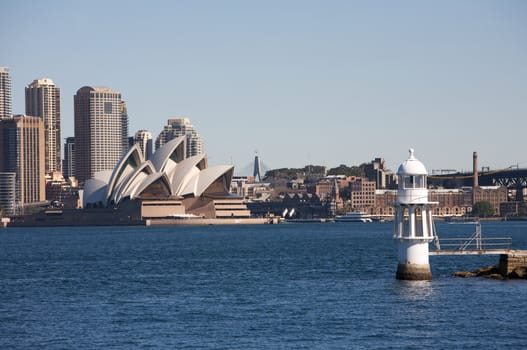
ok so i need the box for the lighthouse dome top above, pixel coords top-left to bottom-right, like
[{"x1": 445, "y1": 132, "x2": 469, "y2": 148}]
[{"x1": 397, "y1": 149, "x2": 428, "y2": 175}]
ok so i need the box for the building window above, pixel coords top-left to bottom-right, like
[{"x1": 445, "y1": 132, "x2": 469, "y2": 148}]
[
  {"x1": 104, "y1": 102, "x2": 112, "y2": 114},
  {"x1": 402, "y1": 175, "x2": 425, "y2": 189},
  {"x1": 403, "y1": 176, "x2": 415, "y2": 189}
]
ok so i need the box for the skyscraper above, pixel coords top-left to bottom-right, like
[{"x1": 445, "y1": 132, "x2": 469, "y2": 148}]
[
  {"x1": 0, "y1": 67, "x2": 12, "y2": 119},
  {"x1": 25, "y1": 78, "x2": 61, "y2": 173},
  {"x1": 134, "y1": 129, "x2": 153, "y2": 160},
  {"x1": 0, "y1": 115, "x2": 46, "y2": 206},
  {"x1": 155, "y1": 118, "x2": 203, "y2": 158},
  {"x1": 0, "y1": 172, "x2": 16, "y2": 216},
  {"x1": 63, "y1": 137, "x2": 75, "y2": 180},
  {"x1": 74, "y1": 86, "x2": 127, "y2": 184},
  {"x1": 121, "y1": 101, "x2": 129, "y2": 152}
]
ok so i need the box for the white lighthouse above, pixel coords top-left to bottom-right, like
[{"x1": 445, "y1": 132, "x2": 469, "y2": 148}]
[{"x1": 393, "y1": 149, "x2": 436, "y2": 280}]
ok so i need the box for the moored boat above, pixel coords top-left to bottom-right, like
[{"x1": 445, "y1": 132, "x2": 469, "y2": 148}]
[{"x1": 334, "y1": 211, "x2": 373, "y2": 222}]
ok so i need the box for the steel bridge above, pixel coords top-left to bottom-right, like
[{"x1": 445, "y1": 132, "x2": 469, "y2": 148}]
[{"x1": 428, "y1": 167, "x2": 527, "y2": 201}]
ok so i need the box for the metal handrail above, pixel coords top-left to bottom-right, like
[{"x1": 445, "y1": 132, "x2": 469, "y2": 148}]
[
  {"x1": 432, "y1": 220, "x2": 512, "y2": 252},
  {"x1": 432, "y1": 237, "x2": 512, "y2": 251}
]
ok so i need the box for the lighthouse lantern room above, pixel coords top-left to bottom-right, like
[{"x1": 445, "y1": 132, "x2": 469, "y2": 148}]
[{"x1": 393, "y1": 149, "x2": 437, "y2": 280}]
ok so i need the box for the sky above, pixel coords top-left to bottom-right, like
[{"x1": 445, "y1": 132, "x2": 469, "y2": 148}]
[{"x1": 2, "y1": 0, "x2": 526, "y2": 174}]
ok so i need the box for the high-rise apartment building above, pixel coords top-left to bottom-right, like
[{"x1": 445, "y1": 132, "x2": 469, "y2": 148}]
[
  {"x1": 25, "y1": 78, "x2": 61, "y2": 173},
  {"x1": 74, "y1": 86, "x2": 127, "y2": 184},
  {"x1": 134, "y1": 129, "x2": 153, "y2": 160},
  {"x1": 63, "y1": 137, "x2": 75, "y2": 179},
  {"x1": 155, "y1": 118, "x2": 203, "y2": 158},
  {"x1": 121, "y1": 101, "x2": 129, "y2": 152},
  {"x1": 0, "y1": 115, "x2": 46, "y2": 206},
  {"x1": 0, "y1": 67, "x2": 12, "y2": 119},
  {"x1": 0, "y1": 172, "x2": 16, "y2": 216}
]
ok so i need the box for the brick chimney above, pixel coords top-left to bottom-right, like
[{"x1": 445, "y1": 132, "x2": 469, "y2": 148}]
[
  {"x1": 472, "y1": 151, "x2": 478, "y2": 206},
  {"x1": 473, "y1": 151, "x2": 478, "y2": 188}
]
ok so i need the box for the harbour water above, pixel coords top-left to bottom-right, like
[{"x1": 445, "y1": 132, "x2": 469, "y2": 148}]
[{"x1": 1, "y1": 222, "x2": 526, "y2": 349}]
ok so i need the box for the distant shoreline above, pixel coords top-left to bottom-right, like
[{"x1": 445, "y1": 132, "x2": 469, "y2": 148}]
[{"x1": 3, "y1": 212, "x2": 527, "y2": 228}]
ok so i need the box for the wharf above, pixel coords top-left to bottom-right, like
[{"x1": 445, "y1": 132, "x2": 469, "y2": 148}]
[
  {"x1": 429, "y1": 249, "x2": 512, "y2": 256},
  {"x1": 146, "y1": 217, "x2": 271, "y2": 226},
  {"x1": 430, "y1": 248, "x2": 527, "y2": 278},
  {"x1": 428, "y1": 220, "x2": 527, "y2": 278}
]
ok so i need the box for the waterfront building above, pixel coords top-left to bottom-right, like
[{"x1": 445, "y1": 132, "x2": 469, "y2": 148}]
[
  {"x1": 74, "y1": 86, "x2": 127, "y2": 184},
  {"x1": 45, "y1": 172, "x2": 79, "y2": 209},
  {"x1": 473, "y1": 186, "x2": 507, "y2": 216},
  {"x1": 364, "y1": 157, "x2": 397, "y2": 189},
  {"x1": 230, "y1": 176, "x2": 272, "y2": 202},
  {"x1": 245, "y1": 192, "x2": 328, "y2": 220},
  {"x1": 0, "y1": 115, "x2": 46, "y2": 207},
  {"x1": 0, "y1": 172, "x2": 16, "y2": 216},
  {"x1": 25, "y1": 78, "x2": 61, "y2": 173},
  {"x1": 134, "y1": 129, "x2": 153, "y2": 160},
  {"x1": 155, "y1": 118, "x2": 203, "y2": 158},
  {"x1": 500, "y1": 201, "x2": 527, "y2": 218},
  {"x1": 374, "y1": 187, "x2": 507, "y2": 219},
  {"x1": 373, "y1": 189, "x2": 396, "y2": 217},
  {"x1": 281, "y1": 192, "x2": 326, "y2": 218},
  {"x1": 315, "y1": 179, "x2": 338, "y2": 203},
  {"x1": 0, "y1": 67, "x2": 12, "y2": 119},
  {"x1": 349, "y1": 177, "x2": 376, "y2": 211},
  {"x1": 429, "y1": 188, "x2": 472, "y2": 217},
  {"x1": 63, "y1": 137, "x2": 75, "y2": 180},
  {"x1": 313, "y1": 178, "x2": 339, "y2": 215},
  {"x1": 82, "y1": 136, "x2": 250, "y2": 219}
]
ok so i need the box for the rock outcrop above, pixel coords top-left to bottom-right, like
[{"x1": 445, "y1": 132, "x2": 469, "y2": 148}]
[{"x1": 453, "y1": 264, "x2": 527, "y2": 280}]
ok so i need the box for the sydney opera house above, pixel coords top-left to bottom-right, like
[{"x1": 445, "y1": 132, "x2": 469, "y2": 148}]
[{"x1": 80, "y1": 136, "x2": 254, "y2": 223}]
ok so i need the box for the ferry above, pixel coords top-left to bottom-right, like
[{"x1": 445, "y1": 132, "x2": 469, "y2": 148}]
[
  {"x1": 334, "y1": 211, "x2": 373, "y2": 223},
  {"x1": 169, "y1": 214, "x2": 203, "y2": 219}
]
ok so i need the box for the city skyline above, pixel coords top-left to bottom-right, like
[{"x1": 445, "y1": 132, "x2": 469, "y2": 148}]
[{"x1": 2, "y1": 0, "x2": 526, "y2": 173}]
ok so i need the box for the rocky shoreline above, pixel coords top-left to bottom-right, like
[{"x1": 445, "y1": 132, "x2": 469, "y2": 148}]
[{"x1": 453, "y1": 265, "x2": 527, "y2": 280}]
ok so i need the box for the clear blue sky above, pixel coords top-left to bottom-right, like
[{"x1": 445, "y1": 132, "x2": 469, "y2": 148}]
[{"x1": 2, "y1": 0, "x2": 526, "y2": 174}]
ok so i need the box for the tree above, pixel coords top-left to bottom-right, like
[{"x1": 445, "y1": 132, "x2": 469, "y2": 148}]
[
  {"x1": 327, "y1": 163, "x2": 366, "y2": 177},
  {"x1": 472, "y1": 201, "x2": 494, "y2": 217},
  {"x1": 339, "y1": 187, "x2": 351, "y2": 201}
]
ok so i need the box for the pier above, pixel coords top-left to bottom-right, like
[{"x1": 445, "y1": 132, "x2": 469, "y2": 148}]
[
  {"x1": 429, "y1": 221, "x2": 527, "y2": 278},
  {"x1": 429, "y1": 248, "x2": 512, "y2": 256},
  {"x1": 429, "y1": 221, "x2": 512, "y2": 255}
]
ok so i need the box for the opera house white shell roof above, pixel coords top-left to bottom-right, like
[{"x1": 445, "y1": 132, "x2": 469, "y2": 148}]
[{"x1": 82, "y1": 136, "x2": 234, "y2": 208}]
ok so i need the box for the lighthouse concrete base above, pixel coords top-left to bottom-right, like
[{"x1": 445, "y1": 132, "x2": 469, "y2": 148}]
[{"x1": 396, "y1": 263, "x2": 432, "y2": 281}]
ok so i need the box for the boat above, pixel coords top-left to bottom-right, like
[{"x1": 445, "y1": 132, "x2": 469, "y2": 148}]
[
  {"x1": 169, "y1": 214, "x2": 203, "y2": 220},
  {"x1": 284, "y1": 218, "x2": 327, "y2": 223},
  {"x1": 334, "y1": 211, "x2": 373, "y2": 223}
]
